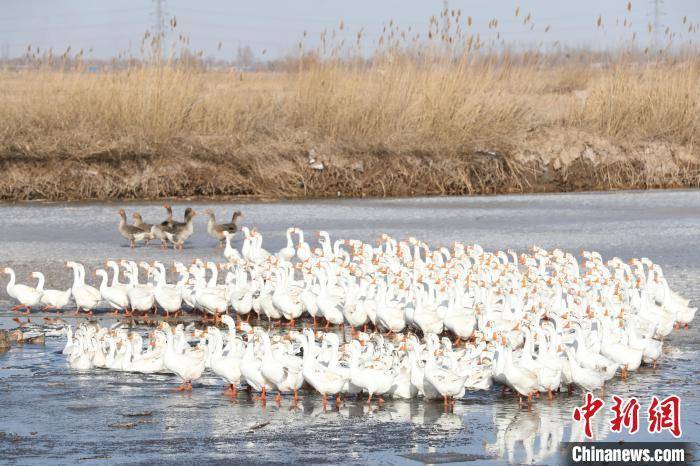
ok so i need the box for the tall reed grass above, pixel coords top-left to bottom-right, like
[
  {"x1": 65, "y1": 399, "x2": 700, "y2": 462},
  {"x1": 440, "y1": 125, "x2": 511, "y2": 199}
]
[
  {"x1": 4, "y1": 56, "x2": 697, "y2": 160},
  {"x1": 1, "y1": 7, "x2": 699, "y2": 199}
]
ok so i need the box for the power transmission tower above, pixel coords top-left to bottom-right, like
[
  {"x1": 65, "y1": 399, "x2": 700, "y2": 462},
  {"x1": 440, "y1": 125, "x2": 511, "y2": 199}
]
[
  {"x1": 153, "y1": 0, "x2": 167, "y2": 36},
  {"x1": 152, "y1": 0, "x2": 166, "y2": 57},
  {"x1": 649, "y1": 0, "x2": 665, "y2": 51}
]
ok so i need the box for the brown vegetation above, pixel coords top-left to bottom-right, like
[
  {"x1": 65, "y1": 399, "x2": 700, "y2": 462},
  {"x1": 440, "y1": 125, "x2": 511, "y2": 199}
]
[{"x1": 1, "y1": 12, "x2": 699, "y2": 200}]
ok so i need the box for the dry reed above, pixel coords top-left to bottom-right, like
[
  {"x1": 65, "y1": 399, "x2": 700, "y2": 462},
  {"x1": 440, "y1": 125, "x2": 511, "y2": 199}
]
[{"x1": 1, "y1": 9, "x2": 699, "y2": 200}]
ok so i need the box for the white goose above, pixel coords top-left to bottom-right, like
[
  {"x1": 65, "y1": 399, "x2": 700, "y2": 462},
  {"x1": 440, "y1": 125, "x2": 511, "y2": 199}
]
[
  {"x1": 295, "y1": 228, "x2": 312, "y2": 262},
  {"x1": 124, "y1": 266, "x2": 155, "y2": 314},
  {"x1": 260, "y1": 330, "x2": 304, "y2": 403},
  {"x1": 68, "y1": 338, "x2": 94, "y2": 371},
  {"x1": 443, "y1": 293, "x2": 476, "y2": 342},
  {"x1": 500, "y1": 343, "x2": 539, "y2": 407},
  {"x1": 128, "y1": 333, "x2": 167, "y2": 374},
  {"x1": 3, "y1": 267, "x2": 43, "y2": 312},
  {"x1": 572, "y1": 325, "x2": 618, "y2": 381},
  {"x1": 348, "y1": 341, "x2": 396, "y2": 404},
  {"x1": 424, "y1": 338, "x2": 469, "y2": 408},
  {"x1": 32, "y1": 271, "x2": 72, "y2": 310},
  {"x1": 406, "y1": 337, "x2": 442, "y2": 399},
  {"x1": 208, "y1": 327, "x2": 243, "y2": 394},
  {"x1": 375, "y1": 283, "x2": 406, "y2": 333},
  {"x1": 194, "y1": 273, "x2": 229, "y2": 318},
  {"x1": 406, "y1": 289, "x2": 446, "y2": 335},
  {"x1": 152, "y1": 264, "x2": 182, "y2": 316},
  {"x1": 162, "y1": 324, "x2": 206, "y2": 390},
  {"x1": 240, "y1": 332, "x2": 276, "y2": 398},
  {"x1": 627, "y1": 323, "x2": 663, "y2": 368},
  {"x1": 66, "y1": 262, "x2": 101, "y2": 313},
  {"x1": 105, "y1": 260, "x2": 129, "y2": 295},
  {"x1": 248, "y1": 231, "x2": 271, "y2": 265},
  {"x1": 95, "y1": 269, "x2": 129, "y2": 313},
  {"x1": 342, "y1": 280, "x2": 369, "y2": 334},
  {"x1": 564, "y1": 346, "x2": 605, "y2": 394},
  {"x1": 599, "y1": 318, "x2": 642, "y2": 379},
  {"x1": 272, "y1": 263, "x2": 304, "y2": 325},
  {"x1": 297, "y1": 329, "x2": 348, "y2": 408},
  {"x1": 300, "y1": 273, "x2": 321, "y2": 326},
  {"x1": 315, "y1": 268, "x2": 345, "y2": 328},
  {"x1": 229, "y1": 267, "x2": 254, "y2": 321},
  {"x1": 62, "y1": 325, "x2": 75, "y2": 355},
  {"x1": 223, "y1": 231, "x2": 243, "y2": 263},
  {"x1": 277, "y1": 227, "x2": 296, "y2": 262}
]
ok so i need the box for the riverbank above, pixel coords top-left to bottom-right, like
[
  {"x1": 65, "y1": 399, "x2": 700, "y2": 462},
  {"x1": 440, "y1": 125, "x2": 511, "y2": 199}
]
[
  {"x1": 3, "y1": 51, "x2": 699, "y2": 201},
  {"x1": 2, "y1": 128, "x2": 698, "y2": 200}
]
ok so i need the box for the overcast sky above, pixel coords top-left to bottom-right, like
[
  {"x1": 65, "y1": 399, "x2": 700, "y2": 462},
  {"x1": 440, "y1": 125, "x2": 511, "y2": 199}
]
[{"x1": 1, "y1": 0, "x2": 699, "y2": 59}]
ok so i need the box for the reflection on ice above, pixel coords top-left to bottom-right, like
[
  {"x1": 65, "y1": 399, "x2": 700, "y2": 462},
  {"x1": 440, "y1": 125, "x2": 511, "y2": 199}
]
[
  {"x1": 484, "y1": 395, "x2": 618, "y2": 464},
  {"x1": 286, "y1": 397, "x2": 465, "y2": 430}
]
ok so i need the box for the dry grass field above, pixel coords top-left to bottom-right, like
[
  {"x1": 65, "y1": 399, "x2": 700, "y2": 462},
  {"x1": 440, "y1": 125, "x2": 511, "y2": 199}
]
[{"x1": 1, "y1": 11, "x2": 699, "y2": 200}]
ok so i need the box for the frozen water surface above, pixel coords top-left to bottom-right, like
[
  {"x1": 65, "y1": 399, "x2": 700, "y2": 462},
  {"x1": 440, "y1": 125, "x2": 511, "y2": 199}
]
[{"x1": 0, "y1": 190, "x2": 698, "y2": 464}]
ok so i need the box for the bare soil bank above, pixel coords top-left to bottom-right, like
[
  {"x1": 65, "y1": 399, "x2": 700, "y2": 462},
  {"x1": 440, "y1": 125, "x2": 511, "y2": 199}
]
[{"x1": 2, "y1": 129, "x2": 698, "y2": 201}]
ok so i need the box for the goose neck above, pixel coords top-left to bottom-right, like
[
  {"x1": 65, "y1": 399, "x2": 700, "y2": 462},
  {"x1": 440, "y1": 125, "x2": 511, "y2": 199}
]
[
  {"x1": 34, "y1": 272, "x2": 45, "y2": 292},
  {"x1": 97, "y1": 271, "x2": 109, "y2": 291},
  {"x1": 5, "y1": 268, "x2": 15, "y2": 290}
]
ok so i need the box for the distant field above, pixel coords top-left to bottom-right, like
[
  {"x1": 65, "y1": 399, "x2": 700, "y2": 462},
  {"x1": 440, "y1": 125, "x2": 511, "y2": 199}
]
[{"x1": 1, "y1": 17, "x2": 699, "y2": 200}]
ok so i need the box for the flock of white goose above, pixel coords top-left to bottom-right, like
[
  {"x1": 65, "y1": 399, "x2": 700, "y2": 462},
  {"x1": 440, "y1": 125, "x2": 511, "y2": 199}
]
[{"x1": 3, "y1": 226, "x2": 697, "y2": 408}]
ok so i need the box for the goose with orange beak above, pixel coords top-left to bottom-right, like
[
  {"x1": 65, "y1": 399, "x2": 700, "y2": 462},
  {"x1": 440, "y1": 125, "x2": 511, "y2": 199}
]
[{"x1": 3, "y1": 267, "x2": 43, "y2": 313}]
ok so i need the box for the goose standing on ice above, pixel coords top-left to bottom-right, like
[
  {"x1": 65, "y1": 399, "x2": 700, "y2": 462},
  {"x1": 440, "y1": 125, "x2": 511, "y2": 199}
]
[
  {"x1": 66, "y1": 261, "x2": 101, "y2": 314},
  {"x1": 205, "y1": 209, "x2": 242, "y2": 248},
  {"x1": 132, "y1": 212, "x2": 154, "y2": 242},
  {"x1": 150, "y1": 204, "x2": 175, "y2": 249},
  {"x1": 94, "y1": 269, "x2": 129, "y2": 314},
  {"x1": 164, "y1": 208, "x2": 197, "y2": 250},
  {"x1": 3, "y1": 267, "x2": 43, "y2": 313},
  {"x1": 117, "y1": 209, "x2": 150, "y2": 248},
  {"x1": 33, "y1": 271, "x2": 72, "y2": 311},
  {"x1": 162, "y1": 324, "x2": 206, "y2": 390}
]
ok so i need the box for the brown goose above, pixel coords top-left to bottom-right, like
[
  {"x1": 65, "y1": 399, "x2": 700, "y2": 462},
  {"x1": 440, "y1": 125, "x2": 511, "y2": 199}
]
[
  {"x1": 205, "y1": 209, "x2": 242, "y2": 248},
  {"x1": 150, "y1": 204, "x2": 174, "y2": 249},
  {"x1": 131, "y1": 213, "x2": 154, "y2": 243},
  {"x1": 161, "y1": 204, "x2": 175, "y2": 228},
  {"x1": 164, "y1": 207, "x2": 196, "y2": 250},
  {"x1": 118, "y1": 209, "x2": 150, "y2": 248}
]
